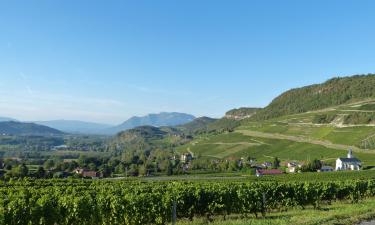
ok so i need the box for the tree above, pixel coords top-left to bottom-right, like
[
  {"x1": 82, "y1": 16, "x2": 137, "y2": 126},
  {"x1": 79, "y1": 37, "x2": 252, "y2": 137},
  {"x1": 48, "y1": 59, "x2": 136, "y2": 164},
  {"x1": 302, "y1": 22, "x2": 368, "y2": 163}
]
[
  {"x1": 44, "y1": 159, "x2": 55, "y2": 170},
  {"x1": 228, "y1": 160, "x2": 239, "y2": 171},
  {"x1": 166, "y1": 161, "x2": 173, "y2": 176},
  {"x1": 12, "y1": 164, "x2": 29, "y2": 178},
  {"x1": 36, "y1": 166, "x2": 46, "y2": 178},
  {"x1": 88, "y1": 163, "x2": 97, "y2": 171},
  {"x1": 311, "y1": 159, "x2": 322, "y2": 171},
  {"x1": 99, "y1": 165, "x2": 112, "y2": 178},
  {"x1": 273, "y1": 157, "x2": 281, "y2": 169},
  {"x1": 138, "y1": 164, "x2": 147, "y2": 176},
  {"x1": 301, "y1": 159, "x2": 322, "y2": 172},
  {"x1": 130, "y1": 164, "x2": 140, "y2": 176}
]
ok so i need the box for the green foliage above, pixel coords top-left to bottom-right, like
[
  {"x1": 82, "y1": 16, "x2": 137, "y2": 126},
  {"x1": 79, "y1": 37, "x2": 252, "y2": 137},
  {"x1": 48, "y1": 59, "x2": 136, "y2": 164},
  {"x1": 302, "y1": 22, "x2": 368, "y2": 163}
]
[
  {"x1": 207, "y1": 118, "x2": 241, "y2": 133},
  {"x1": 273, "y1": 157, "x2": 280, "y2": 169},
  {"x1": 301, "y1": 159, "x2": 322, "y2": 172},
  {"x1": 177, "y1": 117, "x2": 217, "y2": 135},
  {"x1": 359, "y1": 103, "x2": 375, "y2": 110},
  {"x1": 344, "y1": 112, "x2": 375, "y2": 124},
  {"x1": 312, "y1": 114, "x2": 336, "y2": 124},
  {"x1": 253, "y1": 74, "x2": 375, "y2": 120},
  {"x1": 2, "y1": 178, "x2": 375, "y2": 224}
]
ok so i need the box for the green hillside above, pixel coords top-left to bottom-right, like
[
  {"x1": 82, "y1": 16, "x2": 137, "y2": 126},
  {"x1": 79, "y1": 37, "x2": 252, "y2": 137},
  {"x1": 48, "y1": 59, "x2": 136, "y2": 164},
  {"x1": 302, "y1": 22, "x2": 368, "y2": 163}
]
[
  {"x1": 177, "y1": 100, "x2": 375, "y2": 165},
  {"x1": 176, "y1": 130, "x2": 375, "y2": 165},
  {"x1": 176, "y1": 117, "x2": 217, "y2": 134},
  {"x1": 176, "y1": 75, "x2": 375, "y2": 166},
  {"x1": 253, "y1": 74, "x2": 375, "y2": 120}
]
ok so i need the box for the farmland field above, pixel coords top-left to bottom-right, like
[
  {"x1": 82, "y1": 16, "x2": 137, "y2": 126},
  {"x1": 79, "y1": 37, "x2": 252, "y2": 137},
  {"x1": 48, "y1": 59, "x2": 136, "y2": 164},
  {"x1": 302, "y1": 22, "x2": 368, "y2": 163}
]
[
  {"x1": 3, "y1": 172, "x2": 375, "y2": 225},
  {"x1": 176, "y1": 131, "x2": 375, "y2": 165}
]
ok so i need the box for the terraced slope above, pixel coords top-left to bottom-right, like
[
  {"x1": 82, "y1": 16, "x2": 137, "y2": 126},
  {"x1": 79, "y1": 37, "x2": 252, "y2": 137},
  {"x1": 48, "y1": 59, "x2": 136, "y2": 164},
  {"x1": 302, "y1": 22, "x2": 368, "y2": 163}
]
[{"x1": 177, "y1": 100, "x2": 375, "y2": 165}]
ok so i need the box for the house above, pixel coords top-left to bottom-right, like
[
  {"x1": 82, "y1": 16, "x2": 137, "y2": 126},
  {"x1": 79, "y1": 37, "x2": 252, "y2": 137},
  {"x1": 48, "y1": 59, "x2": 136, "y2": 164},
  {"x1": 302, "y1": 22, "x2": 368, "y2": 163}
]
[
  {"x1": 261, "y1": 162, "x2": 272, "y2": 168},
  {"x1": 52, "y1": 145, "x2": 68, "y2": 150},
  {"x1": 335, "y1": 149, "x2": 362, "y2": 171},
  {"x1": 181, "y1": 153, "x2": 193, "y2": 162},
  {"x1": 256, "y1": 169, "x2": 283, "y2": 177},
  {"x1": 287, "y1": 162, "x2": 302, "y2": 173},
  {"x1": 319, "y1": 166, "x2": 334, "y2": 172},
  {"x1": 74, "y1": 168, "x2": 101, "y2": 179},
  {"x1": 82, "y1": 171, "x2": 101, "y2": 179}
]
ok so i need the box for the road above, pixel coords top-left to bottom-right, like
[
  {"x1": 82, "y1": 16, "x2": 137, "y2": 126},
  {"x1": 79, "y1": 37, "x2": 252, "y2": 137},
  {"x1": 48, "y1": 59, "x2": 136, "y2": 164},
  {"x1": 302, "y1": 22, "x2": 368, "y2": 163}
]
[{"x1": 237, "y1": 130, "x2": 370, "y2": 153}]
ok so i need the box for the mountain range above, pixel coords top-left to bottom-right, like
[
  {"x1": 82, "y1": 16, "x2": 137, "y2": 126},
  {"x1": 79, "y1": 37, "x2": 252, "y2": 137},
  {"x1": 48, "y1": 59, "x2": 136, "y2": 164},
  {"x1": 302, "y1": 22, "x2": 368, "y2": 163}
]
[
  {"x1": 0, "y1": 117, "x2": 17, "y2": 122},
  {"x1": 3, "y1": 74, "x2": 375, "y2": 138},
  {"x1": 33, "y1": 120, "x2": 112, "y2": 134},
  {"x1": 0, "y1": 121, "x2": 63, "y2": 136},
  {"x1": 105, "y1": 112, "x2": 196, "y2": 134},
  {"x1": 0, "y1": 112, "x2": 197, "y2": 135}
]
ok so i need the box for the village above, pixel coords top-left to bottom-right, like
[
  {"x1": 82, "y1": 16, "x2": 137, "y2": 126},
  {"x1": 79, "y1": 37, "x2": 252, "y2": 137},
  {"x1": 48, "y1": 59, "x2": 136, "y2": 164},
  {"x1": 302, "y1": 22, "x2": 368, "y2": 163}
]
[
  {"x1": 72, "y1": 148, "x2": 363, "y2": 179},
  {"x1": 180, "y1": 148, "x2": 363, "y2": 178}
]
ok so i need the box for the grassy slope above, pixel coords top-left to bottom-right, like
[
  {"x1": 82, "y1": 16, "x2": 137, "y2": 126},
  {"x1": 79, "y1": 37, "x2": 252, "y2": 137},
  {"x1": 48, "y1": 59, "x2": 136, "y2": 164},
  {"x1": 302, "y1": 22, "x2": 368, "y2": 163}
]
[{"x1": 177, "y1": 100, "x2": 375, "y2": 165}]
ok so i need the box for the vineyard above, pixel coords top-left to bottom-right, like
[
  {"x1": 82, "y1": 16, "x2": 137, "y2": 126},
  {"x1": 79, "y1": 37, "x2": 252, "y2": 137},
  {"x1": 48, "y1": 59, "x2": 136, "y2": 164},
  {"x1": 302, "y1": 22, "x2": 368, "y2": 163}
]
[{"x1": 2, "y1": 177, "x2": 375, "y2": 225}]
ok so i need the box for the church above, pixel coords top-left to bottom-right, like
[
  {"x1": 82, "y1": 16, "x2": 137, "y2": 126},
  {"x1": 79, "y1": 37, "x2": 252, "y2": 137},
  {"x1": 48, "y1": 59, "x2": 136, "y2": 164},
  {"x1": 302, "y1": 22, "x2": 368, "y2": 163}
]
[{"x1": 335, "y1": 149, "x2": 362, "y2": 171}]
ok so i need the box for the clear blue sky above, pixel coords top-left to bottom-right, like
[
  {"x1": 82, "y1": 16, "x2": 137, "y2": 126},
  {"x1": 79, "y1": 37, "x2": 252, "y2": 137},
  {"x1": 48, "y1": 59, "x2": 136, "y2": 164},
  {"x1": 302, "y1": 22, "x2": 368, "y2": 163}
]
[{"x1": 1, "y1": 1, "x2": 375, "y2": 124}]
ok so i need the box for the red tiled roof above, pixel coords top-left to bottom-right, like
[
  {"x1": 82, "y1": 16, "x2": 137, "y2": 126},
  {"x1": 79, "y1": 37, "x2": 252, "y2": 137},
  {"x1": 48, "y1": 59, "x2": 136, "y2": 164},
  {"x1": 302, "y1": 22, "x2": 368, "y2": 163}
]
[
  {"x1": 256, "y1": 169, "x2": 283, "y2": 175},
  {"x1": 82, "y1": 171, "x2": 100, "y2": 177}
]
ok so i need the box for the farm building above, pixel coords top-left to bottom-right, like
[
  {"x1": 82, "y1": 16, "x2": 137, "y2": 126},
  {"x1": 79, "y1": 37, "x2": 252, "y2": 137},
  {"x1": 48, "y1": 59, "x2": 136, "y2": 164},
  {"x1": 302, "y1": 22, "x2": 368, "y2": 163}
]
[
  {"x1": 74, "y1": 168, "x2": 101, "y2": 179},
  {"x1": 261, "y1": 162, "x2": 272, "y2": 168},
  {"x1": 287, "y1": 161, "x2": 302, "y2": 173},
  {"x1": 181, "y1": 153, "x2": 193, "y2": 162},
  {"x1": 335, "y1": 149, "x2": 361, "y2": 171},
  {"x1": 256, "y1": 169, "x2": 283, "y2": 177}
]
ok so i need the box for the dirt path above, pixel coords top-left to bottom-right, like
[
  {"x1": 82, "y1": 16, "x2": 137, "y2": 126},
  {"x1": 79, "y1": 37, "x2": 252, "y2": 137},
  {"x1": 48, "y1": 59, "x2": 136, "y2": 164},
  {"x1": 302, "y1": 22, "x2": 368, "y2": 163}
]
[
  {"x1": 236, "y1": 130, "x2": 372, "y2": 153},
  {"x1": 203, "y1": 142, "x2": 261, "y2": 146},
  {"x1": 358, "y1": 221, "x2": 375, "y2": 225}
]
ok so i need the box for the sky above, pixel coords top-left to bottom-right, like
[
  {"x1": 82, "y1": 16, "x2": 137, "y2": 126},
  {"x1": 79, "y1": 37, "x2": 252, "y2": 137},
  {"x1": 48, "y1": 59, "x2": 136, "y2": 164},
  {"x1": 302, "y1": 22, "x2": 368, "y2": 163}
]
[{"x1": 1, "y1": 0, "x2": 375, "y2": 125}]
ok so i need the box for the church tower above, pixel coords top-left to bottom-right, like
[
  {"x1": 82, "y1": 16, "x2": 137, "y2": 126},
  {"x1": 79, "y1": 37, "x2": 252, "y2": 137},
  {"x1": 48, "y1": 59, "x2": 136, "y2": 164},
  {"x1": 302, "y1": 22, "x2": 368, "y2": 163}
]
[{"x1": 347, "y1": 149, "x2": 353, "y2": 158}]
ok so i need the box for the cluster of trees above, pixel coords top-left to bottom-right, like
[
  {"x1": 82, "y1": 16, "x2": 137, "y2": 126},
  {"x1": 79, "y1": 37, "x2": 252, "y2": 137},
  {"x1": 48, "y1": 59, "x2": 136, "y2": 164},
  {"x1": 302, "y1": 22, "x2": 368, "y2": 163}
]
[
  {"x1": 312, "y1": 114, "x2": 337, "y2": 124},
  {"x1": 0, "y1": 155, "x2": 114, "y2": 180},
  {"x1": 344, "y1": 112, "x2": 375, "y2": 124},
  {"x1": 300, "y1": 159, "x2": 323, "y2": 172},
  {"x1": 313, "y1": 112, "x2": 375, "y2": 125},
  {"x1": 359, "y1": 103, "x2": 375, "y2": 110},
  {"x1": 0, "y1": 135, "x2": 64, "y2": 152}
]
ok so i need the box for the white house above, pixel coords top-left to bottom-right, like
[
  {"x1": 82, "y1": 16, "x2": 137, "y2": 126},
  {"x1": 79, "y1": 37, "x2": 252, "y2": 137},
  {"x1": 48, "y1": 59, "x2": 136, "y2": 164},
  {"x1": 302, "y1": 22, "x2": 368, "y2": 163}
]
[
  {"x1": 181, "y1": 153, "x2": 193, "y2": 162},
  {"x1": 335, "y1": 149, "x2": 361, "y2": 171},
  {"x1": 287, "y1": 162, "x2": 301, "y2": 173}
]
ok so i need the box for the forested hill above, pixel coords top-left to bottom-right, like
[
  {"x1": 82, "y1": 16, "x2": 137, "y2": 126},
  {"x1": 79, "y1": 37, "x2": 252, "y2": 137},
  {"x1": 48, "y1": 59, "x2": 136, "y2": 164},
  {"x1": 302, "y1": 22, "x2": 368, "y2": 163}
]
[
  {"x1": 253, "y1": 74, "x2": 375, "y2": 120},
  {"x1": 0, "y1": 121, "x2": 63, "y2": 136},
  {"x1": 176, "y1": 117, "x2": 217, "y2": 134}
]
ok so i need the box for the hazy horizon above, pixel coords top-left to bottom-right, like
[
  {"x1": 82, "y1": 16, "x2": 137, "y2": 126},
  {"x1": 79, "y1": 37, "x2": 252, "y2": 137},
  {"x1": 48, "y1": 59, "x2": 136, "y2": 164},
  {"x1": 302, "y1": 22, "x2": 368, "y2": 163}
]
[{"x1": 1, "y1": 1, "x2": 375, "y2": 124}]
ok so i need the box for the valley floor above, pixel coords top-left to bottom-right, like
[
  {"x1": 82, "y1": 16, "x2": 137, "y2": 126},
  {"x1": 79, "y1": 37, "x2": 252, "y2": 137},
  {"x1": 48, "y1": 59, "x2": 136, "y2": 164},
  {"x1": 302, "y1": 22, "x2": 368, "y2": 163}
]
[{"x1": 177, "y1": 198, "x2": 375, "y2": 225}]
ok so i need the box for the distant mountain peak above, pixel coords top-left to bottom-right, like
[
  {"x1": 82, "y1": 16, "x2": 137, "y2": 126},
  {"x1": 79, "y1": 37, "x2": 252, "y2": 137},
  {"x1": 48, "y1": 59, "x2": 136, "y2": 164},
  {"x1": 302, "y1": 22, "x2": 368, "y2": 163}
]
[
  {"x1": 107, "y1": 112, "x2": 196, "y2": 134},
  {"x1": 0, "y1": 116, "x2": 18, "y2": 122},
  {"x1": 33, "y1": 120, "x2": 112, "y2": 134},
  {"x1": 0, "y1": 121, "x2": 63, "y2": 136}
]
